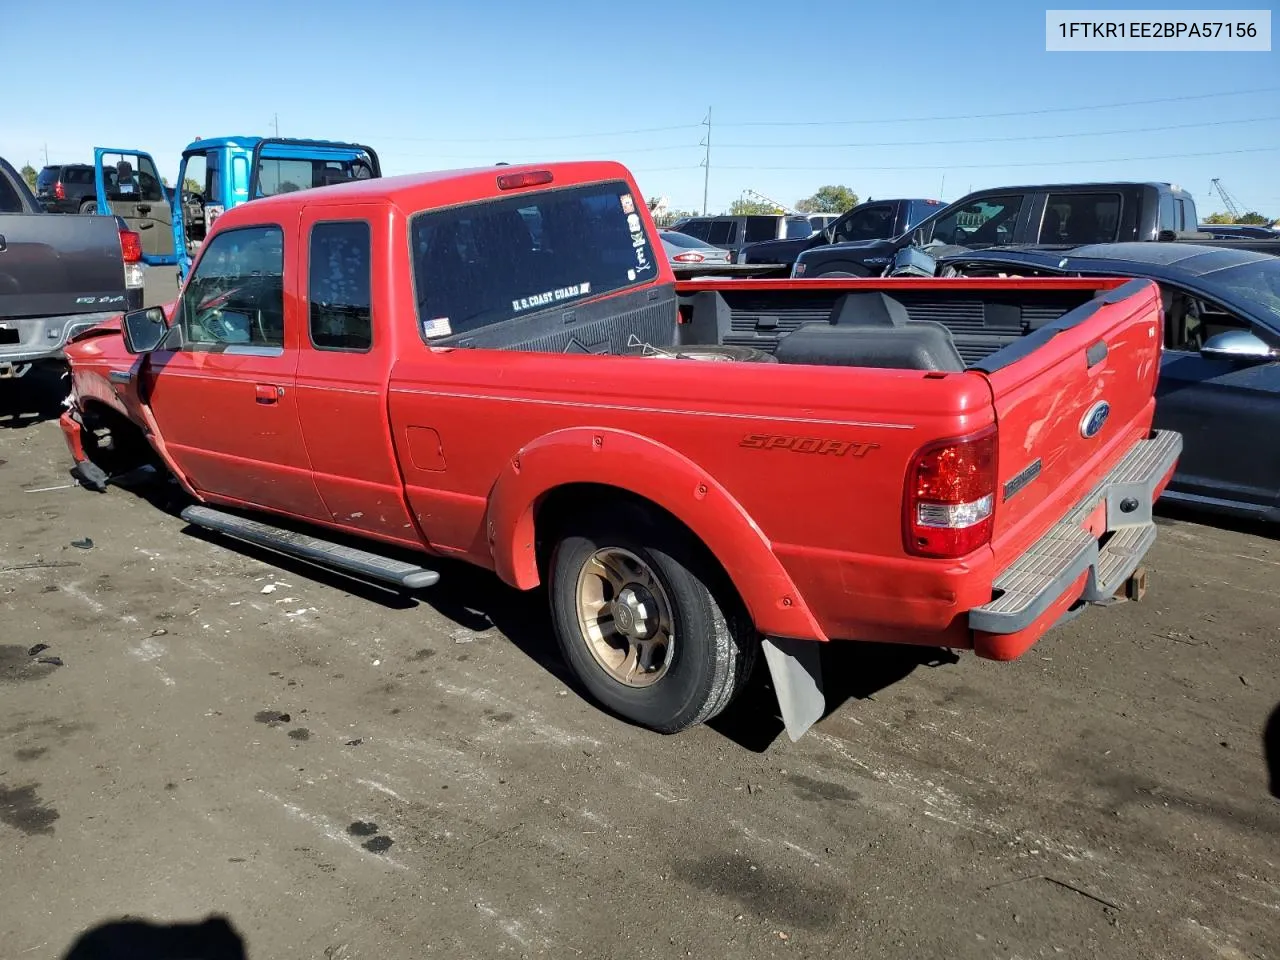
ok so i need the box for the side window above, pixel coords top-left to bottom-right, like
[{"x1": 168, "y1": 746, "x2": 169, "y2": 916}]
[
  {"x1": 1039, "y1": 193, "x2": 1121, "y2": 244},
  {"x1": 708, "y1": 219, "x2": 735, "y2": 245},
  {"x1": 834, "y1": 205, "x2": 894, "y2": 242},
  {"x1": 1175, "y1": 199, "x2": 1191, "y2": 232},
  {"x1": 681, "y1": 220, "x2": 711, "y2": 241},
  {"x1": 309, "y1": 221, "x2": 373, "y2": 351},
  {"x1": 177, "y1": 226, "x2": 285, "y2": 351},
  {"x1": 0, "y1": 172, "x2": 22, "y2": 213},
  {"x1": 1159, "y1": 193, "x2": 1176, "y2": 234},
  {"x1": 1181, "y1": 196, "x2": 1198, "y2": 229},
  {"x1": 927, "y1": 195, "x2": 1024, "y2": 247},
  {"x1": 744, "y1": 216, "x2": 779, "y2": 243}
]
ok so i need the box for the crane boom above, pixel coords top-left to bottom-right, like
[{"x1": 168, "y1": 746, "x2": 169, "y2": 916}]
[{"x1": 1211, "y1": 178, "x2": 1244, "y2": 220}]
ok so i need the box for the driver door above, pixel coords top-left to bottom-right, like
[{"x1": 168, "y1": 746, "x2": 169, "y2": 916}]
[
  {"x1": 92, "y1": 147, "x2": 177, "y2": 266},
  {"x1": 142, "y1": 224, "x2": 329, "y2": 519}
]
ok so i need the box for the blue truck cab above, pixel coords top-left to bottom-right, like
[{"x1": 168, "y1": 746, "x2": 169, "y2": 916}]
[{"x1": 93, "y1": 137, "x2": 380, "y2": 280}]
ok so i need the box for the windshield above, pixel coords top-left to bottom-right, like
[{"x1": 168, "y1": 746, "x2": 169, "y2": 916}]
[
  {"x1": 1200, "y1": 258, "x2": 1280, "y2": 329},
  {"x1": 411, "y1": 180, "x2": 656, "y2": 340}
]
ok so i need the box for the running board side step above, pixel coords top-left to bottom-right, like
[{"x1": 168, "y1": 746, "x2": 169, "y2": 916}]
[{"x1": 180, "y1": 505, "x2": 440, "y2": 589}]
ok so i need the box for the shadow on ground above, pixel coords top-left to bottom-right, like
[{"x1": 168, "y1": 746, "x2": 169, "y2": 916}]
[
  {"x1": 0, "y1": 363, "x2": 68, "y2": 429},
  {"x1": 1155, "y1": 501, "x2": 1279, "y2": 541},
  {"x1": 92, "y1": 485, "x2": 957, "y2": 753},
  {"x1": 61, "y1": 914, "x2": 246, "y2": 959}
]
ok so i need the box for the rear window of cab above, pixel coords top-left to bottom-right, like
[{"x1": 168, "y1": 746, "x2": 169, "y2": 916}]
[{"x1": 409, "y1": 180, "x2": 656, "y2": 341}]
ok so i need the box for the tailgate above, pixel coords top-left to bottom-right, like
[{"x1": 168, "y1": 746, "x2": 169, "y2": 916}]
[
  {"x1": 0, "y1": 213, "x2": 126, "y2": 320},
  {"x1": 975, "y1": 278, "x2": 1164, "y2": 570}
]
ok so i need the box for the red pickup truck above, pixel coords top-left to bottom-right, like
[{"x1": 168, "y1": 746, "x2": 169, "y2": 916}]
[{"x1": 59, "y1": 161, "x2": 1181, "y2": 741}]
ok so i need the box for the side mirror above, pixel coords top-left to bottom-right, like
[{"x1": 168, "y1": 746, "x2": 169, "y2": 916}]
[
  {"x1": 121, "y1": 307, "x2": 169, "y2": 354},
  {"x1": 1200, "y1": 329, "x2": 1276, "y2": 362},
  {"x1": 911, "y1": 227, "x2": 926, "y2": 246},
  {"x1": 822, "y1": 226, "x2": 835, "y2": 244}
]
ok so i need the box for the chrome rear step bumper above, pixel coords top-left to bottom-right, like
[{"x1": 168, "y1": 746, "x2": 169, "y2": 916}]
[{"x1": 969, "y1": 430, "x2": 1182, "y2": 634}]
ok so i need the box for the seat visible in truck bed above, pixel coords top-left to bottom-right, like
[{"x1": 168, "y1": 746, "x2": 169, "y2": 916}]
[{"x1": 774, "y1": 321, "x2": 966, "y2": 371}]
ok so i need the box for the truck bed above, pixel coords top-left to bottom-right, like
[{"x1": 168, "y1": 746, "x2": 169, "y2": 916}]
[{"x1": 674, "y1": 277, "x2": 1113, "y2": 368}]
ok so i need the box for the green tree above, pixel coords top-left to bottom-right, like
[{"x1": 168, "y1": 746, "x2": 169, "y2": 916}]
[
  {"x1": 19, "y1": 164, "x2": 37, "y2": 191},
  {"x1": 183, "y1": 178, "x2": 202, "y2": 195},
  {"x1": 654, "y1": 208, "x2": 698, "y2": 228},
  {"x1": 729, "y1": 198, "x2": 782, "y2": 215},
  {"x1": 795, "y1": 185, "x2": 859, "y2": 214},
  {"x1": 1237, "y1": 211, "x2": 1270, "y2": 225},
  {"x1": 1202, "y1": 211, "x2": 1235, "y2": 224}
]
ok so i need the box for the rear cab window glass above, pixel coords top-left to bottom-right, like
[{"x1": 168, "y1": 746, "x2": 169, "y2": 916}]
[
  {"x1": 784, "y1": 217, "x2": 813, "y2": 239},
  {"x1": 1159, "y1": 193, "x2": 1177, "y2": 233},
  {"x1": 834, "y1": 205, "x2": 895, "y2": 242},
  {"x1": 1039, "y1": 193, "x2": 1122, "y2": 244},
  {"x1": 411, "y1": 179, "x2": 656, "y2": 341},
  {"x1": 178, "y1": 226, "x2": 286, "y2": 350},
  {"x1": 310, "y1": 221, "x2": 373, "y2": 351}
]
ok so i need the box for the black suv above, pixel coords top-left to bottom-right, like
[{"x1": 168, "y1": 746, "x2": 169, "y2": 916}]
[{"x1": 35, "y1": 163, "x2": 98, "y2": 214}]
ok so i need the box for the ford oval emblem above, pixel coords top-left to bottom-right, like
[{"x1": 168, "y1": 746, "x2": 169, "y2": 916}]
[{"x1": 1080, "y1": 401, "x2": 1110, "y2": 439}]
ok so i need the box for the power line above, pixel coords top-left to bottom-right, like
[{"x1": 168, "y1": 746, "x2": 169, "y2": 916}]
[
  {"x1": 371, "y1": 123, "x2": 700, "y2": 144},
  {"x1": 631, "y1": 145, "x2": 1280, "y2": 174},
  {"x1": 371, "y1": 112, "x2": 1280, "y2": 162},
  {"x1": 712, "y1": 114, "x2": 1280, "y2": 151},
  {"x1": 715, "y1": 85, "x2": 1280, "y2": 128}
]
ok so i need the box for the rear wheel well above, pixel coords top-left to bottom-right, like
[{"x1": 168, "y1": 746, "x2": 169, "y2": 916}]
[{"x1": 533, "y1": 483, "x2": 740, "y2": 602}]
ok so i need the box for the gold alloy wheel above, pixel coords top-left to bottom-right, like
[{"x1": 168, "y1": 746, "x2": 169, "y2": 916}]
[{"x1": 574, "y1": 547, "x2": 675, "y2": 688}]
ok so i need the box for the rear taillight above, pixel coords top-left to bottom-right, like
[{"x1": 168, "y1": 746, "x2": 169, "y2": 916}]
[
  {"x1": 119, "y1": 227, "x2": 142, "y2": 263},
  {"x1": 55, "y1": 181, "x2": 65, "y2": 200},
  {"x1": 904, "y1": 428, "x2": 997, "y2": 559},
  {"x1": 119, "y1": 227, "x2": 144, "y2": 290},
  {"x1": 672, "y1": 252, "x2": 705, "y2": 263}
]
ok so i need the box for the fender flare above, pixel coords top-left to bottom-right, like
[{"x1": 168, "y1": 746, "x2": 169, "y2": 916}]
[{"x1": 486, "y1": 426, "x2": 826, "y2": 642}]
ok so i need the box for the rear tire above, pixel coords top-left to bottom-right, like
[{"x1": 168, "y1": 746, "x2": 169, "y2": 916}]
[
  {"x1": 547, "y1": 507, "x2": 758, "y2": 733},
  {"x1": 79, "y1": 200, "x2": 97, "y2": 215},
  {"x1": 815, "y1": 269, "x2": 860, "y2": 278}
]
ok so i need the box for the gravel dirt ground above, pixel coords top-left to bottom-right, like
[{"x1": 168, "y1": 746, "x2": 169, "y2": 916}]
[{"x1": 1, "y1": 375, "x2": 1277, "y2": 960}]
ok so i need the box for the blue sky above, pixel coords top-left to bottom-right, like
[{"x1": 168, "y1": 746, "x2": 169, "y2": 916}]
[{"x1": 3, "y1": 0, "x2": 1277, "y2": 217}]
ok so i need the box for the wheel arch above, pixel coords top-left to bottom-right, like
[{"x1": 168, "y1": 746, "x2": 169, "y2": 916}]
[{"x1": 485, "y1": 427, "x2": 826, "y2": 642}]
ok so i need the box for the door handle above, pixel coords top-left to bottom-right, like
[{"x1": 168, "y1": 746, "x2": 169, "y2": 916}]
[
  {"x1": 137, "y1": 203, "x2": 151, "y2": 214},
  {"x1": 255, "y1": 383, "x2": 283, "y2": 405}
]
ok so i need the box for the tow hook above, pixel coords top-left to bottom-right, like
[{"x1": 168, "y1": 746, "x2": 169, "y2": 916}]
[{"x1": 1115, "y1": 566, "x2": 1148, "y2": 602}]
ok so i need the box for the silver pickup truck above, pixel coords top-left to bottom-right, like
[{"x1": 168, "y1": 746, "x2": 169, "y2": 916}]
[{"x1": 0, "y1": 156, "x2": 144, "y2": 379}]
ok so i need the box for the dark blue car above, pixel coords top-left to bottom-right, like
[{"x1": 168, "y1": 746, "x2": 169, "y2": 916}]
[{"x1": 936, "y1": 243, "x2": 1280, "y2": 523}]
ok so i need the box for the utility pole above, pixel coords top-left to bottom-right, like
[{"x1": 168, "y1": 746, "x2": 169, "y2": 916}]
[
  {"x1": 939, "y1": 174, "x2": 945, "y2": 199},
  {"x1": 43, "y1": 142, "x2": 48, "y2": 166},
  {"x1": 700, "y1": 106, "x2": 711, "y2": 216},
  {"x1": 272, "y1": 113, "x2": 279, "y2": 137}
]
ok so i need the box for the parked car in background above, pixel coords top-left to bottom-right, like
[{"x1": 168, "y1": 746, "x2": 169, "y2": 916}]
[
  {"x1": 934, "y1": 242, "x2": 1280, "y2": 523},
  {"x1": 1196, "y1": 223, "x2": 1279, "y2": 240},
  {"x1": 0, "y1": 156, "x2": 143, "y2": 379},
  {"x1": 795, "y1": 182, "x2": 1203, "y2": 279},
  {"x1": 670, "y1": 213, "x2": 814, "y2": 261},
  {"x1": 92, "y1": 137, "x2": 381, "y2": 279},
  {"x1": 659, "y1": 230, "x2": 731, "y2": 265},
  {"x1": 739, "y1": 198, "x2": 942, "y2": 270},
  {"x1": 35, "y1": 163, "x2": 98, "y2": 214}
]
